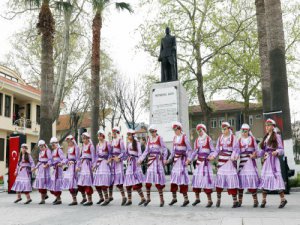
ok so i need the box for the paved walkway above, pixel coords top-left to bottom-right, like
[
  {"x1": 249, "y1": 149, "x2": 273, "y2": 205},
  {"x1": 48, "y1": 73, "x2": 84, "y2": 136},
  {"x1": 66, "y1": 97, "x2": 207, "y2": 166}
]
[{"x1": 1, "y1": 191, "x2": 300, "y2": 225}]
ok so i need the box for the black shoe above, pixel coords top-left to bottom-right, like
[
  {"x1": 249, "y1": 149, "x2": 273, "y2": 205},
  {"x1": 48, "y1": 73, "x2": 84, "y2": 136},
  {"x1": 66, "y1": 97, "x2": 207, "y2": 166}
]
[
  {"x1": 181, "y1": 200, "x2": 190, "y2": 207},
  {"x1": 253, "y1": 202, "x2": 259, "y2": 208},
  {"x1": 260, "y1": 201, "x2": 266, "y2": 208},
  {"x1": 278, "y1": 199, "x2": 287, "y2": 209},
  {"x1": 169, "y1": 199, "x2": 177, "y2": 206},
  {"x1": 45, "y1": 195, "x2": 49, "y2": 200},
  {"x1": 232, "y1": 202, "x2": 238, "y2": 208},
  {"x1": 53, "y1": 200, "x2": 62, "y2": 205},
  {"x1": 160, "y1": 201, "x2": 165, "y2": 207},
  {"x1": 144, "y1": 200, "x2": 151, "y2": 206},
  {"x1": 39, "y1": 200, "x2": 45, "y2": 205},
  {"x1": 24, "y1": 199, "x2": 32, "y2": 205},
  {"x1": 138, "y1": 199, "x2": 146, "y2": 206},
  {"x1": 96, "y1": 199, "x2": 104, "y2": 205},
  {"x1": 52, "y1": 198, "x2": 57, "y2": 204},
  {"x1": 14, "y1": 198, "x2": 22, "y2": 203},
  {"x1": 216, "y1": 200, "x2": 221, "y2": 208},
  {"x1": 125, "y1": 200, "x2": 132, "y2": 206},
  {"x1": 121, "y1": 197, "x2": 127, "y2": 206},
  {"x1": 83, "y1": 201, "x2": 93, "y2": 206},
  {"x1": 80, "y1": 199, "x2": 87, "y2": 204},
  {"x1": 109, "y1": 197, "x2": 114, "y2": 202},
  {"x1": 68, "y1": 202, "x2": 78, "y2": 206},
  {"x1": 192, "y1": 199, "x2": 200, "y2": 206},
  {"x1": 237, "y1": 202, "x2": 242, "y2": 207},
  {"x1": 101, "y1": 200, "x2": 110, "y2": 206},
  {"x1": 206, "y1": 201, "x2": 213, "y2": 208}
]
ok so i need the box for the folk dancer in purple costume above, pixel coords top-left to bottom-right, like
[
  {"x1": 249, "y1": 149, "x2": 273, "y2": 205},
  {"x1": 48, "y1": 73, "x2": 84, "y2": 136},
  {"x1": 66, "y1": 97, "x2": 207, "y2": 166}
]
[
  {"x1": 167, "y1": 122, "x2": 193, "y2": 207},
  {"x1": 138, "y1": 125, "x2": 168, "y2": 207},
  {"x1": 123, "y1": 129, "x2": 146, "y2": 206},
  {"x1": 32, "y1": 140, "x2": 52, "y2": 204},
  {"x1": 208, "y1": 122, "x2": 240, "y2": 208},
  {"x1": 186, "y1": 124, "x2": 215, "y2": 208},
  {"x1": 258, "y1": 118, "x2": 287, "y2": 208},
  {"x1": 12, "y1": 143, "x2": 35, "y2": 204},
  {"x1": 62, "y1": 135, "x2": 80, "y2": 206},
  {"x1": 236, "y1": 124, "x2": 260, "y2": 207},
  {"x1": 48, "y1": 137, "x2": 66, "y2": 205},
  {"x1": 93, "y1": 130, "x2": 112, "y2": 206},
  {"x1": 108, "y1": 127, "x2": 127, "y2": 205},
  {"x1": 76, "y1": 132, "x2": 96, "y2": 206}
]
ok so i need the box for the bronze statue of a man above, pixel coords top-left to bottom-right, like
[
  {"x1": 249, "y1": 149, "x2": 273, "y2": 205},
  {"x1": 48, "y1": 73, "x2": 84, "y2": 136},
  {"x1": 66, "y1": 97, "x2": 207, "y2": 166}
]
[{"x1": 158, "y1": 27, "x2": 178, "y2": 82}]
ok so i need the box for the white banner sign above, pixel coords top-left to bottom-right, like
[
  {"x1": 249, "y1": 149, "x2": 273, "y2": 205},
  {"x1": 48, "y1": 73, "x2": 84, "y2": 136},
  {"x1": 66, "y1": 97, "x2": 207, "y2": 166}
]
[{"x1": 151, "y1": 86, "x2": 178, "y2": 142}]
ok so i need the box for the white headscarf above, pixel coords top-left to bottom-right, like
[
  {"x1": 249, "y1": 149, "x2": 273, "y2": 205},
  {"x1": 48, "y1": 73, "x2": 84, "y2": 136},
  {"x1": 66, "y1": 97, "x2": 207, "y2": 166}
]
[
  {"x1": 265, "y1": 118, "x2": 279, "y2": 133},
  {"x1": 66, "y1": 134, "x2": 78, "y2": 146},
  {"x1": 221, "y1": 121, "x2": 233, "y2": 135},
  {"x1": 38, "y1": 139, "x2": 49, "y2": 150},
  {"x1": 241, "y1": 123, "x2": 253, "y2": 137},
  {"x1": 82, "y1": 132, "x2": 93, "y2": 145},
  {"x1": 172, "y1": 121, "x2": 184, "y2": 134},
  {"x1": 50, "y1": 136, "x2": 61, "y2": 149},
  {"x1": 196, "y1": 123, "x2": 207, "y2": 140}
]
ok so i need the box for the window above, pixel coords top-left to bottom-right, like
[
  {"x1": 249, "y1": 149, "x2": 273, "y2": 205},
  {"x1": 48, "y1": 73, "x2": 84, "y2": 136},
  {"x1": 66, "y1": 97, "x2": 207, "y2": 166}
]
[
  {"x1": 26, "y1": 104, "x2": 31, "y2": 120},
  {"x1": 229, "y1": 118, "x2": 235, "y2": 127},
  {"x1": 36, "y1": 105, "x2": 40, "y2": 124},
  {"x1": 211, "y1": 118, "x2": 217, "y2": 128},
  {"x1": 4, "y1": 95, "x2": 11, "y2": 117},
  {"x1": 0, "y1": 138, "x2": 4, "y2": 161},
  {"x1": 219, "y1": 117, "x2": 225, "y2": 128},
  {"x1": 249, "y1": 115, "x2": 254, "y2": 125},
  {"x1": 0, "y1": 93, "x2": 2, "y2": 115},
  {"x1": 0, "y1": 71, "x2": 18, "y2": 83},
  {"x1": 255, "y1": 114, "x2": 262, "y2": 119}
]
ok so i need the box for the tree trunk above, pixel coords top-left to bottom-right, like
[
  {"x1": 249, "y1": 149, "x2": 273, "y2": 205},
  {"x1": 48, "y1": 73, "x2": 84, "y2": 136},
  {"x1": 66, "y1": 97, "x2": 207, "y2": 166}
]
[
  {"x1": 196, "y1": 69, "x2": 211, "y2": 134},
  {"x1": 37, "y1": 1, "x2": 55, "y2": 143},
  {"x1": 264, "y1": 0, "x2": 292, "y2": 140},
  {"x1": 243, "y1": 96, "x2": 250, "y2": 123},
  {"x1": 52, "y1": 4, "x2": 72, "y2": 122},
  {"x1": 91, "y1": 10, "x2": 102, "y2": 145},
  {"x1": 255, "y1": 0, "x2": 271, "y2": 112},
  {"x1": 195, "y1": 42, "x2": 212, "y2": 134}
]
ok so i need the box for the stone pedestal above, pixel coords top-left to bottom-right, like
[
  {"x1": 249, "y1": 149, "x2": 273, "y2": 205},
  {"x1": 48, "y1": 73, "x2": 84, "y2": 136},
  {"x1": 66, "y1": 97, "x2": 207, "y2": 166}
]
[{"x1": 149, "y1": 80, "x2": 189, "y2": 150}]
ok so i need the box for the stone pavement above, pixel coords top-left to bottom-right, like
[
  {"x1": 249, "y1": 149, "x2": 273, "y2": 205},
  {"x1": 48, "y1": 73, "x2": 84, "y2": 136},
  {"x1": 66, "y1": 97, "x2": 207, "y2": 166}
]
[{"x1": 1, "y1": 191, "x2": 300, "y2": 225}]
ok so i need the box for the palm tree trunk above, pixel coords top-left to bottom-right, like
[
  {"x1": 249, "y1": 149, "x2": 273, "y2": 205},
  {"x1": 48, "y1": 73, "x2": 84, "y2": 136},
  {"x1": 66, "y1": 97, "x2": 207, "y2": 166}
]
[
  {"x1": 91, "y1": 10, "x2": 102, "y2": 145},
  {"x1": 37, "y1": 0, "x2": 55, "y2": 143},
  {"x1": 264, "y1": 0, "x2": 292, "y2": 139},
  {"x1": 255, "y1": 0, "x2": 271, "y2": 112}
]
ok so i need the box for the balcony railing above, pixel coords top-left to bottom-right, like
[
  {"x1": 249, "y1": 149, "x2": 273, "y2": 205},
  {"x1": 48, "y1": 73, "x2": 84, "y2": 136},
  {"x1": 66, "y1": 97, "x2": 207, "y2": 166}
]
[{"x1": 13, "y1": 118, "x2": 32, "y2": 129}]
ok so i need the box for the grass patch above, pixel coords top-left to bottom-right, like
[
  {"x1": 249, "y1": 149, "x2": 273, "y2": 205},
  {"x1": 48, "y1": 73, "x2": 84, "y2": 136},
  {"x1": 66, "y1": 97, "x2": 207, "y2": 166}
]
[{"x1": 289, "y1": 173, "x2": 300, "y2": 187}]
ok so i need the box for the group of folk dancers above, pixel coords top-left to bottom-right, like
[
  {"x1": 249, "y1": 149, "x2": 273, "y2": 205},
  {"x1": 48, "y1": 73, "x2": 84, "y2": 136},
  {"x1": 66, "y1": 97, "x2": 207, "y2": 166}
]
[{"x1": 11, "y1": 118, "x2": 288, "y2": 208}]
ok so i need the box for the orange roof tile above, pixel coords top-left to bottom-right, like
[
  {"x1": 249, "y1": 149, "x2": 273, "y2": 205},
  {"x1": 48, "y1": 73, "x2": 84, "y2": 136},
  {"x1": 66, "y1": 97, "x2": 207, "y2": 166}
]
[
  {"x1": 0, "y1": 76, "x2": 41, "y2": 95},
  {"x1": 57, "y1": 110, "x2": 112, "y2": 131},
  {"x1": 189, "y1": 100, "x2": 262, "y2": 114}
]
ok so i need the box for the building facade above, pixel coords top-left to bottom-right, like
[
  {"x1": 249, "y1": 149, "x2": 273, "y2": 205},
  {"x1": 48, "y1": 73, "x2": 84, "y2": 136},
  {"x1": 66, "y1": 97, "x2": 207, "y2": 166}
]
[
  {"x1": 0, "y1": 65, "x2": 56, "y2": 176},
  {"x1": 189, "y1": 100, "x2": 264, "y2": 144}
]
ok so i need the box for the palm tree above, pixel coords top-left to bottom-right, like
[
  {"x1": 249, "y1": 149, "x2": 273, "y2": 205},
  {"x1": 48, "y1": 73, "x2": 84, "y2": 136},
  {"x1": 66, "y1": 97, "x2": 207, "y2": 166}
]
[
  {"x1": 24, "y1": 0, "x2": 55, "y2": 144},
  {"x1": 264, "y1": 0, "x2": 292, "y2": 140},
  {"x1": 90, "y1": 0, "x2": 133, "y2": 145},
  {"x1": 255, "y1": 0, "x2": 271, "y2": 112}
]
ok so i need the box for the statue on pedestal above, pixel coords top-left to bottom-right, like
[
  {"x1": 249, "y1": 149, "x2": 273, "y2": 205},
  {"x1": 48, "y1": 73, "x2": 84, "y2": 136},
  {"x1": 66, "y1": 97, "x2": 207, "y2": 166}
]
[{"x1": 158, "y1": 27, "x2": 178, "y2": 82}]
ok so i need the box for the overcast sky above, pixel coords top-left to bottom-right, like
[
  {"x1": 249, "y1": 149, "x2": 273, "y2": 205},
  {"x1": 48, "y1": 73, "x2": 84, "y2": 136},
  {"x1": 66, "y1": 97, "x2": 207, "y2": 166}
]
[{"x1": 0, "y1": 0, "x2": 300, "y2": 122}]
